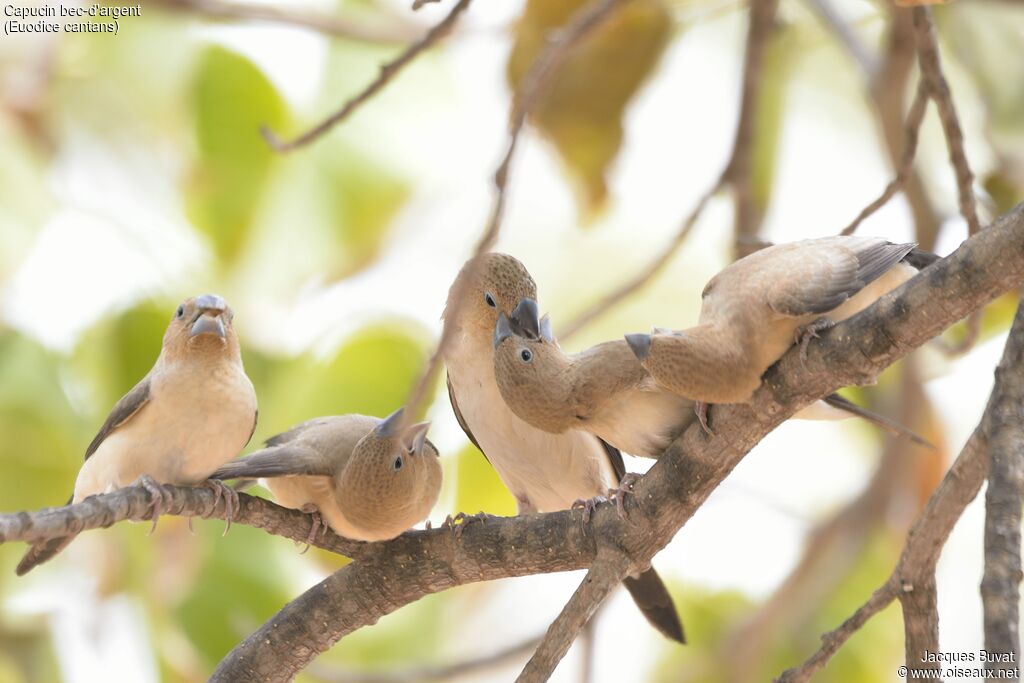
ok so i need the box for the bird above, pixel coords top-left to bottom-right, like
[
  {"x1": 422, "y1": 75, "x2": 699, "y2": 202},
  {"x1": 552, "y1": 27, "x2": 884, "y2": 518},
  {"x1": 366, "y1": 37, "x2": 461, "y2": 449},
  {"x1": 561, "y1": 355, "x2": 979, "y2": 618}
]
[
  {"x1": 209, "y1": 408, "x2": 441, "y2": 543},
  {"x1": 493, "y1": 305, "x2": 695, "y2": 458},
  {"x1": 493, "y1": 300, "x2": 930, "y2": 454},
  {"x1": 624, "y1": 236, "x2": 939, "y2": 428},
  {"x1": 443, "y1": 253, "x2": 686, "y2": 644},
  {"x1": 17, "y1": 294, "x2": 258, "y2": 575}
]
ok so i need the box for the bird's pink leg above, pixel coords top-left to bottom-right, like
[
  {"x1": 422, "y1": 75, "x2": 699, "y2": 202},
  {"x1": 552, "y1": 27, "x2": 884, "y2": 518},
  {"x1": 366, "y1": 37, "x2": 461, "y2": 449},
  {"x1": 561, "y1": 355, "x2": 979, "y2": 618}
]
[
  {"x1": 571, "y1": 496, "x2": 608, "y2": 529},
  {"x1": 441, "y1": 511, "x2": 498, "y2": 539},
  {"x1": 607, "y1": 472, "x2": 641, "y2": 519},
  {"x1": 794, "y1": 317, "x2": 836, "y2": 364},
  {"x1": 298, "y1": 504, "x2": 324, "y2": 553},
  {"x1": 135, "y1": 475, "x2": 174, "y2": 534},
  {"x1": 694, "y1": 401, "x2": 714, "y2": 435},
  {"x1": 202, "y1": 479, "x2": 240, "y2": 536}
]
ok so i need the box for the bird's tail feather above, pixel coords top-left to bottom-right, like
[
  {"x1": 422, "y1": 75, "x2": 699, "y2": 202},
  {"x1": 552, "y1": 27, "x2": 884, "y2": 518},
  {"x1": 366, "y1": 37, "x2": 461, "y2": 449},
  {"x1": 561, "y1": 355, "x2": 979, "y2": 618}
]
[
  {"x1": 823, "y1": 393, "x2": 935, "y2": 448},
  {"x1": 16, "y1": 534, "x2": 73, "y2": 576},
  {"x1": 622, "y1": 568, "x2": 686, "y2": 644}
]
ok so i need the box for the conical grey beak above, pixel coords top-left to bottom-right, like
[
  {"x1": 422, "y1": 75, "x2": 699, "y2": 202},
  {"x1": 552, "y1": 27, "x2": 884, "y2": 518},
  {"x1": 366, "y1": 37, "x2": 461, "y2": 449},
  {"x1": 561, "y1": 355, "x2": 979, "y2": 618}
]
[
  {"x1": 493, "y1": 313, "x2": 515, "y2": 349},
  {"x1": 625, "y1": 333, "x2": 652, "y2": 361},
  {"x1": 403, "y1": 421, "x2": 431, "y2": 456},
  {"x1": 375, "y1": 407, "x2": 405, "y2": 438},
  {"x1": 511, "y1": 298, "x2": 541, "y2": 340},
  {"x1": 190, "y1": 293, "x2": 228, "y2": 338},
  {"x1": 539, "y1": 314, "x2": 554, "y2": 343}
]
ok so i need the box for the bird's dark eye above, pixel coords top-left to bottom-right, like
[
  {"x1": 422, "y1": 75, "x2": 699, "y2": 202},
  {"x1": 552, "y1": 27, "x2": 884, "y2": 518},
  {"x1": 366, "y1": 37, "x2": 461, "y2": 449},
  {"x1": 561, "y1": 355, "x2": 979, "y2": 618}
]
[
  {"x1": 520, "y1": 349, "x2": 533, "y2": 362},
  {"x1": 484, "y1": 292, "x2": 496, "y2": 308},
  {"x1": 393, "y1": 456, "x2": 403, "y2": 471},
  {"x1": 175, "y1": 305, "x2": 185, "y2": 319}
]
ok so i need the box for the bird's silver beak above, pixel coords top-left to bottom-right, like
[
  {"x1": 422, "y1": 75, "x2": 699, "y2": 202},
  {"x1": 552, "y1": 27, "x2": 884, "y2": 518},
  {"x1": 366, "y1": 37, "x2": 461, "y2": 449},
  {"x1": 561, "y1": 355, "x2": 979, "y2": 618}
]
[
  {"x1": 375, "y1": 407, "x2": 405, "y2": 438},
  {"x1": 539, "y1": 314, "x2": 554, "y2": 343},
  {"x1": 493, "y1": 313, "x2": 515, "y2": 349},
  {"x1": 403, "y1": 421, "x2": 431, "y2": 456},
  {"x1": 625, "y1": 333, "x2": 652, "y2": 361},
  {"x1": 190, "y1": 294, "x2": 228, "y2": 338},
  {"x1": 511, "y1": 298, "x2": 541, "y2": 340}
]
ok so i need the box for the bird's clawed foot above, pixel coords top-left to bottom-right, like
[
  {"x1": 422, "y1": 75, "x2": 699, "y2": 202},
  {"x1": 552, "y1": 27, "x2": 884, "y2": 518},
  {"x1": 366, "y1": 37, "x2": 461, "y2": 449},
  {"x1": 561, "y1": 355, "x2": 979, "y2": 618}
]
[
  {"x1": 298, "y1": 504, "x2": 324, "y2": 553},
  {"x1": 607, "y1": 472, "x2": 641, "y2": 519},
  {"x1": 694, "y1": 401, "x2": 714, "y2": 436},
  {"x1": 136, "y1": 475, "x2": 174, "y2": 534},
  {"x1": 795, "y1": 317, "x2": 835, "y2": 365},
  {"x1": 441, "y1": 512, "x2": 494, "y2": 539},
  {"x1": 202, "y1": 479, "x2": 240, "y2": 536}
]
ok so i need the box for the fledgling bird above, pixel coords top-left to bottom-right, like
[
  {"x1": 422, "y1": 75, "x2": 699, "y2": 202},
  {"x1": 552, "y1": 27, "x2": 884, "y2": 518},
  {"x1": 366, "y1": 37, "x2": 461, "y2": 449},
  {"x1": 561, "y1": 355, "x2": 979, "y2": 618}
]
[
  {"x1": 493, "y1": 306, "x2": 695, "y2": 457},
  {"x1": 625, "y1": 236, "x2": 938, "y2": 418},
  {"x1": 443, "y1": 253, "x2": 686, "y2": 644},
  {"x1": 17, "y1": 294, "x2": 258, "y2": 575},
  {"x1": 211, "y1": 408, "x2": 441, "y2": 542}
]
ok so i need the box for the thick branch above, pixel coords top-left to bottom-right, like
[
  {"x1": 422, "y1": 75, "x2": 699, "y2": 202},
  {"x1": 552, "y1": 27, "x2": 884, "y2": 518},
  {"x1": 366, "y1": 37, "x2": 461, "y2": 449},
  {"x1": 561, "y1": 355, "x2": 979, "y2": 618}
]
[
  {"x1": 262, "y1": 0, "x2": 472, "y2": 152},
  {"x1": 213, "y1": 202, "x2": 1024, "y2": 682},
  {"x1": 515, "y1": 554, "x2": 630, "y2": 683},
  {"x1": 0, "y1": 484, "x2": 363, "y2": 557},
  {"x1": 981, "y1": 295, "x2": 1024, "y2": 669}
]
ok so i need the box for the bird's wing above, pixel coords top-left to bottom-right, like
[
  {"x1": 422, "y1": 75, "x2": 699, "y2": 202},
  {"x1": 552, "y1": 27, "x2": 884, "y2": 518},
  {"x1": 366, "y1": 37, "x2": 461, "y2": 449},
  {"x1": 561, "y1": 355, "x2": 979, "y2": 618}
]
[
  {"x1": 599, "y1": 438, "x2": 627, "y2": 483},
  {"x1": 83, "y1": 377, "x2": 152, "y2": 461},
  {"x1": 765, "y1": 238, "x2": 917, "y2": 317},
  {"x1": 447, "y1": 374, "x2": 486, "y2": 461},
  {"x1": 209, "y1": 445, "x2": 333, "y2": 480}
]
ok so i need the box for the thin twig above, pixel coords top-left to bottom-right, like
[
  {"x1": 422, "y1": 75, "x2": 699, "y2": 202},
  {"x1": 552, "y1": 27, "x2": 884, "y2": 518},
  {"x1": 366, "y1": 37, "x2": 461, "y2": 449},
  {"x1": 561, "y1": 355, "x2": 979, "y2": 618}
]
[
  {"x1": 559, "y1": 180, "x2": 722, "y2": 340},
  {"x1": 516, "y1": 555, "x2": 630, "y2": 683},
  {"x1": 559, "y1": 0, "x2": 779, "y2": 340},
  {"x1": 403, "y1": 0, "x2": 628, "y2": 419},
  {"x1": 262, "y1": 0, "x2": 473, "y2": 152},
  {"x1": 912, "y1": 7, "x2": 981, "y2": 237},
  {"x1": 309, "y1": 635, "x2": 542, "y2": 683},
  {"x1": 154, "y1": 0, "x2": 422, "y2": 44},
  {"x1": 840, "y1": 79, "x2": 930, "y2": 235},
  {"x1": 805, "y1": 0, "x2": 879, "y2": 77}
]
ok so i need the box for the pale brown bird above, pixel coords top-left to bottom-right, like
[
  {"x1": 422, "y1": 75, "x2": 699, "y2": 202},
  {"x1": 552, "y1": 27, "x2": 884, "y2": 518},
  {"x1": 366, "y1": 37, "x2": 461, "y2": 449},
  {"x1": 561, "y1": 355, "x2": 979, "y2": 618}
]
[
  {"x1": 17, "y1": 294, "x2": 258, "y2": 575},
  {"x1": 493, "y1": 307, "x2": 695, "y2": 458},
  {"x1": 211, "y1": 408, "x2": 441, "y2": 543},
  {"x1": 443, "y1": 253, "x2": 686, "y2": 643},
  {"x1": 625, "y1": 236, "x2": 938, "y2": 427}
]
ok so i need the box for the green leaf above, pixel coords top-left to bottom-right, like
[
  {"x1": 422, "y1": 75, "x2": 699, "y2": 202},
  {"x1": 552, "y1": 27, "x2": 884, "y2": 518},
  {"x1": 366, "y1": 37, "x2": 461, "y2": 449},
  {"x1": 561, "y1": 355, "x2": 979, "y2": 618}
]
[
  {"x1": 189, "y1": 47, "x2": 287, "y2": 262},
  {"x1": 507, "y1": 0, "x2": 673, "y2": 216}
]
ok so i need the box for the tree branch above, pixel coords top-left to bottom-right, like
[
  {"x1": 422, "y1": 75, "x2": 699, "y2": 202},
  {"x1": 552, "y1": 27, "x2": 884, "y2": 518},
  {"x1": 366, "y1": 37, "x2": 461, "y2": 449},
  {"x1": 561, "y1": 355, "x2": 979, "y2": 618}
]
[
  {"x1": 212, "y1": 202, "x2": 1024, "y2": 683},
  {"x1": 0, "y1": 484, "x2": 364, "y2": 558},
  {"x1": 777, "y1": 281, "x2": 1024, "y2": 681},
  {"x1": 262, "y1": 0, "x2": 473, "y2": 152},
  {"x1": 515, "y1": 554, "x2": 630, "y2": 682},
  {"x1": 404, "y1": 0, "x2": 628, "y2": 419},
  {"x1": 154, "y1": 0, "x2": 422, "y2": 44},
  {"x1": 981, "y1": 292, "x2": 1024, "y2": 673}
]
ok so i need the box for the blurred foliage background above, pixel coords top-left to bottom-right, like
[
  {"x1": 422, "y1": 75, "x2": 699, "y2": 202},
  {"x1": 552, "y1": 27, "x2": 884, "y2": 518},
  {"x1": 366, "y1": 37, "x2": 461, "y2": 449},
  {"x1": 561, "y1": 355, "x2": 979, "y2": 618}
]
[{"x1": 0, "y1": 0, "x2": 1022, "y2": 682}]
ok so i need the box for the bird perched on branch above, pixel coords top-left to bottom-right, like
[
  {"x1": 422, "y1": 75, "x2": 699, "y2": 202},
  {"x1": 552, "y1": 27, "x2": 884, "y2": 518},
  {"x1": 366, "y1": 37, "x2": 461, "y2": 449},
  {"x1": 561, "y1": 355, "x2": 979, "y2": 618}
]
[
  {"x1": 443, "y1": 253, "x2": 686, "y2": 644},
  {"x1": 17, "y1": 294, "x2": 258, "y2": 575},
  {"x1": 493, "y1": 301, "x2": 930, "y2": 454},
  {"x1": 211, "y1": 408, "x2": 441, "y2": 543},
  {"x1": 624, "y1": 236, "x2": 939, "y2": 430}
]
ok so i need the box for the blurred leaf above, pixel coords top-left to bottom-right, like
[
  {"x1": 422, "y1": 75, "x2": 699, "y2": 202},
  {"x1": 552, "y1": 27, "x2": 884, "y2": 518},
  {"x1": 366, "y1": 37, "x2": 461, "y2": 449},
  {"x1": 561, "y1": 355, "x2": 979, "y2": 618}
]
[
  {"x1": 507, "y1": 0, "x2": 673, "y2": 216},
  {"x1": 453, "y1": 443, "x2": 517, "y2": 516},
  {"x1": 189, "y1": 47, "x2": 287, "y2": 262}
]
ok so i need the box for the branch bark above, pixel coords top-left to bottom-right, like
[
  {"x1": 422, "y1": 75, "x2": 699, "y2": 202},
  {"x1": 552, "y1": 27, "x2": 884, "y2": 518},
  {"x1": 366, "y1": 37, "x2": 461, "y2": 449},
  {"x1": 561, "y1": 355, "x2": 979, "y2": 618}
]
[
  {"x1": 981, "y1": 293, "x2": 1024, "y2": 674},
  {"x1": 210, "y1": 202, "x2": 1024, "y2": 683}
]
